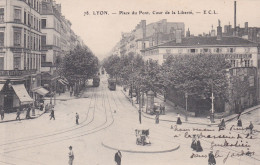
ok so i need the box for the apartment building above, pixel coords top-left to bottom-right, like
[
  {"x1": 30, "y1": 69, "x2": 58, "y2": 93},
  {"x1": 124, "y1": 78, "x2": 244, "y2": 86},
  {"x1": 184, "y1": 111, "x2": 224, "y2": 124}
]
[{"x1": 0, "y1": 0, "x2": 44, "y2": 112}]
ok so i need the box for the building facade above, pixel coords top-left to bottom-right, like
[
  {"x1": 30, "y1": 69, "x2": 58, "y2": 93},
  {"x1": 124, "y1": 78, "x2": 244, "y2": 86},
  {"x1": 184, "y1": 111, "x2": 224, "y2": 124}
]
[
  {"x1": 0, "y1": 0, "x2": 43, "y2": 112},
  {"x1": 0, "y1": 0, "x2": 84, "y2": 112}
]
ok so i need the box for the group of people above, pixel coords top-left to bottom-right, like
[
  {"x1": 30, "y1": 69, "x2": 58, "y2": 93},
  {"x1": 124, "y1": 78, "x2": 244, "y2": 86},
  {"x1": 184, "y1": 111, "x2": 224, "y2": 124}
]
[{"x1": 191, "y1": 134, "x2": 203, "y2": 152}]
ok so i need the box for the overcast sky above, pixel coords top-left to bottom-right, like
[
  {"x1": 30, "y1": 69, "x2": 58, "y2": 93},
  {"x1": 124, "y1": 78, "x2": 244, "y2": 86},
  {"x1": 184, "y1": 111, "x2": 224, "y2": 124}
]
[{"x1": 55, "y1": 0, "x2": 260, "y2": 60}]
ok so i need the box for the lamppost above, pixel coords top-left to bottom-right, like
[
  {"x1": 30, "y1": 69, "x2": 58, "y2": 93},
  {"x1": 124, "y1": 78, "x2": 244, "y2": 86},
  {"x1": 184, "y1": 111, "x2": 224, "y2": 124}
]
[
  {"x1": 131, "y1": 61, "x2": 134, "y2": 106},
  {"x1": 138, "y1": 87, "x2": 142, "y2": 124},
  {"x1": 31, "y1": 77, "x2": 36, "y2": 116},
  {"x1": 185, "y1": 92, "x2": 188, "y2": 121}
]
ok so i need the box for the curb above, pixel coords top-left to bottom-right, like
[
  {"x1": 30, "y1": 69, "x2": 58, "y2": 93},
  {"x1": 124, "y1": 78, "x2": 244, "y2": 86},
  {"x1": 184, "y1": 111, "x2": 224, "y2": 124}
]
[
  {"x1": 121, "y1": 89, "x2": 260, "y2": 126},
  {"x1": 0, "y1": 111, "x2": 46, "y2": 124},
  {"x1": 102, "y1": 142, "x2": 180, "y2": 154}
]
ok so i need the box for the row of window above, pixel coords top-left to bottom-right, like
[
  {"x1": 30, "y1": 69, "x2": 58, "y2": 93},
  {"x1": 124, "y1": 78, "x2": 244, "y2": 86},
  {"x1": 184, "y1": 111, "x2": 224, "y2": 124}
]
[
  {"x1": 22, "y1": 0, "x2": 41, "y2": 13},
  {"x1": 0, "y1": 28, "x2": 41, "y2": 50},
  {"x1": 0, "y1": 53, "x2": 41, "y2": 71},
  {"x1": 0, "y1": 7, "x2": 41, "y2": 32},
  {"x1": 230, "y1": 59, "x2": 253, "y2": 68}
]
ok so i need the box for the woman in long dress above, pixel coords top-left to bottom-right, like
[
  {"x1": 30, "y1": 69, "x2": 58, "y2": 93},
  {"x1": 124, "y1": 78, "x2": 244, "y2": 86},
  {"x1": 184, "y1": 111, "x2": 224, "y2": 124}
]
[
  {"x1": 191, "y1": 135, "x2": 197, "y2": 150},
  {"x1": 196, "y1": 136, "x2": 203, "y2": 152},
  {"x1": 208, "y1": 151, "x2": 216, "y2": 165},
  {"x1": 176, "y1": 113, "x2": 182, "y2": 125}
]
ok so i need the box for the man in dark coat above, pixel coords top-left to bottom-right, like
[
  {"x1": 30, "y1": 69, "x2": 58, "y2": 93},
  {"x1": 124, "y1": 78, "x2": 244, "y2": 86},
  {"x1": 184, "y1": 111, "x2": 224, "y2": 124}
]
[
  {"x1": 16, "y1": 108, "x2": 21, "y2": 121},
  {"x1": 114, "y1": 150, "x2": 122, "y2": 165},
  {"x1": 26, "y1": 107, "x2": 31, "y2": 119},
  {"x1": 50, "y1": 109, "x2": 55, "y2": 120},
  {"x1": 208, "y1": 151, "x2": 216, "y2": 165},
  {"x1": 0, "y1": 106, "x2": 4, "y2": 120},
  {"x1": 75, "y1": 113, "x2": 79, "y2": 125}
]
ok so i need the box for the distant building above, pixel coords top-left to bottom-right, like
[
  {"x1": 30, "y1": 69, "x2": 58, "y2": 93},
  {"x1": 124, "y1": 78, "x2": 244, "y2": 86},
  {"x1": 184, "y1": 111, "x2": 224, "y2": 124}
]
[
  {"x1": 142, "y1": 32, "x2": 258, "y2": 114},
  {"x1": 116, "y1": 19, "x2": 185, "y2": 57}
]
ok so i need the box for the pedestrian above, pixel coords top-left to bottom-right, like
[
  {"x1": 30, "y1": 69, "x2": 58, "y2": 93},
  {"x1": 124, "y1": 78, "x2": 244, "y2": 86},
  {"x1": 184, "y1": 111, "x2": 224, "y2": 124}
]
[
  {"x1": 0, "y1": 106, "x2": 4, "y2": 120},
  {"x1": 176, "y1": 113, "x2": 182, "y2": 125},
  {"x1": 114, "y1": 150, "x2": 122, "y2": 165},
  {"x1": 218, "y1": 117, "x2": 225, "y2": 131},
  {"x1": 68, "y1": 146, "x2": 74, "y2": 165},
  {"x1": 50, "y1": 109, "x2": 55, "y2": 120},
  {"x1": 16, "y1": 108, "x2": 21, "y2": 121},
  {"x1": 237, "y1": 111, "x2": 242, "y2": 120},
  {"x1": 237, "y1": 118, "x2": 242, "y2": 127},
  {"x1": 247, "y1": 121, "x2": 254, "y2": 134},
  {"x1": 191, "y1": 134, "x2": 197, "y2": 150},
  {"x1": 25, "y1": 106, "x2": 31, "y2": 119},
  {"x1": 40, "y1": 103, "x2": 44, "y2": 111},
  {"x1": 45, "y1": 103, "x2": 49, "y2": 112},
  {"x1": 196, "y1": 136, "x2": 203, "y2": 152},
  {"x1": 75, "y1": 113, "x2": 79, "y2": 125},
  {"x1": 208, "y1": 151, "x2": 216, "y2": 165},
  {"x1": 155, "y1": 113, "x2": 159, "y2": 124},
  {"x1": 70, "y1": 86, "x2": 73, "y2": 97}
]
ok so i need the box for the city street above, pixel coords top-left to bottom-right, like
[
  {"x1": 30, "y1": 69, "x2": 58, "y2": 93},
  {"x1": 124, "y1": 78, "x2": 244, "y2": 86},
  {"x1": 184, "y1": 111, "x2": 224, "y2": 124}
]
[{"x1": 0, "y1": 75, "x2": 258, "y2": 165}]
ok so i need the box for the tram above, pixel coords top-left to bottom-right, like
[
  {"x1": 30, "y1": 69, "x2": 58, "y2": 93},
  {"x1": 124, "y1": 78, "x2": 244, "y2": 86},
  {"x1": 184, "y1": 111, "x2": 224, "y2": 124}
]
[
  {"x1": 93, "y1": 76, "x2": 100, "y2": 87},
  {"x1": 108, "y1": 78, "x2": 116, "y2": 90}
]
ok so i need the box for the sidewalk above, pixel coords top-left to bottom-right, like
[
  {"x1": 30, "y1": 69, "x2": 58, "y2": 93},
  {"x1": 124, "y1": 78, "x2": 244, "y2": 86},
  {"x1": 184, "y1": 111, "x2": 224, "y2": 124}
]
[
  {"x1": 0, "y1": 108, "x2": 45, "y2": 123},
  {"x1": 0, "y1": 88, "x2": 86, "y2": 124},
  {"x1": 43, "y1": 87, "x2": 86, "y2": 104},
  {"x1": 120, "y1": 86, "x2": 260, "y2": 126}
]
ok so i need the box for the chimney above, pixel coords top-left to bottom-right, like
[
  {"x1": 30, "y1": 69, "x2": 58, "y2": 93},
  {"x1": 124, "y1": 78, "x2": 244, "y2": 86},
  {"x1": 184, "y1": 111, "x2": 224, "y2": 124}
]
[
  {"x1": 186, "y1": 28, "x2": 190, "y2": 37},
  {"x1": 211, "y1": 25, "x2": 216, "y2": 36},
  {"x1": 141, "y1": 20, "x2": 146, "y2": 49},
  {"x1": 176, "y1": 29, "x2": 182, "y2": 43},
  {"x1": 234, "y1": 1, "x2": 237, "y2": 36},
  {"x1": 217, "y1": 19, "x2": 222, "y2": 40},
  {"x1": 244, "y1": 22, "x2": 248, "y2": 34}
]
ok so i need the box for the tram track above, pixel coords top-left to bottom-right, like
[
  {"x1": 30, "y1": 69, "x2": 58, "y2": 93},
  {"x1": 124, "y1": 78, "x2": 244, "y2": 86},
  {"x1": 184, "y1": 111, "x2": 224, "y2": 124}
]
[
  {"x1": 0, "y1": 86, "x2": 97, "y2": 148},
  {"x1": 0, "y1": 79, "x2": 115, "y2": 165}
]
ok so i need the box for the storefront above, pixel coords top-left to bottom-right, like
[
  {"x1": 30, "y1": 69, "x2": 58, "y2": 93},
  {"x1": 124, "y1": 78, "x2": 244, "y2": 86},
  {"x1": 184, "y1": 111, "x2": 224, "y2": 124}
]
[{"x1": 0, "y1": 80, "x2": 33, "y2": 113}]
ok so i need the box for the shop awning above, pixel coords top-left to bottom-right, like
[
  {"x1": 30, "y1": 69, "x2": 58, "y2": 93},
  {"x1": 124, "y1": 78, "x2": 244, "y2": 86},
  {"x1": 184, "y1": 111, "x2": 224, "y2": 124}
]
[
  {"x1": 0, "y1": 84, "x2": 4, "y2": 91},
  {"x1": 12, "y1": 84, "x2": 33, "y2": 105},
  {"x1": 58, "y1": 79, "x2": 66, "y2": 86},
  {"x1": 58, "y1": 78, "x2": 69, "y2": 85},
  {"x1": 32, "y1": 86, "x2": 49, "y2": 96}
]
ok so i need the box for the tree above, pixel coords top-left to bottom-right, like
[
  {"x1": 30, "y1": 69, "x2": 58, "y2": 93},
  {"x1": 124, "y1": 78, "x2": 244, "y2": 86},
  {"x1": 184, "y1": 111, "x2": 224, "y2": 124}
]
[
  {"x1": 162, "y1": 54, "x2": 230, "y2": 99},
  {"x1": 161, "y1": 54, "x2": 231, "y2": 113},
  {"x1": 62, "y1": 45, "x2": 99, "y2": 84}
]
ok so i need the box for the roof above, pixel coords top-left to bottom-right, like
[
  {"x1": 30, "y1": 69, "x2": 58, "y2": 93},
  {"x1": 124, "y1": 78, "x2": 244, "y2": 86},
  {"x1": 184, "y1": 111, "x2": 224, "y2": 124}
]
[{"x1": 144, "y1": 36, "x2": 258, "y2": 50}]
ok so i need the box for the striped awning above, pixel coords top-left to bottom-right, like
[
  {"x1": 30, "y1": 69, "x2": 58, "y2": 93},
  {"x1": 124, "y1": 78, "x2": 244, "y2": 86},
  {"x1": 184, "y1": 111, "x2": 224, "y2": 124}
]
[
  {"x1": 12, "y1": 84, "x2": 33, "y2": 105},
  {"x1": 32, "y1": 86, "x2": 49, "y2": 96},
  {"x1": 0, "y1": 84, "x2": 4, "y2": 91}
]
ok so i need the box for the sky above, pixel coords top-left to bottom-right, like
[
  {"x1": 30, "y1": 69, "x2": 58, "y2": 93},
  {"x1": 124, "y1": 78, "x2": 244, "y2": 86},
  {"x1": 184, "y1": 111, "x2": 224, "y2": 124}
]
[{"x1": 54, "y1": 0, "x2": 260, "y2": 60}]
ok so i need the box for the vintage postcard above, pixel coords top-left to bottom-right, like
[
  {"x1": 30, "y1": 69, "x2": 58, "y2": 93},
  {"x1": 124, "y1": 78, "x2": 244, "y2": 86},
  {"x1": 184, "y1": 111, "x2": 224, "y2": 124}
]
[{"x1": 0, "y1": 0, "x2": 259, "y2": 164}]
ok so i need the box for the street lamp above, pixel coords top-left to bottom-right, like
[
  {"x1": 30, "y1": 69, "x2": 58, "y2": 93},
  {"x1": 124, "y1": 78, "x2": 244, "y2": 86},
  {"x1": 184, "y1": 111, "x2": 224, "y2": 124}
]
[{"x1": 185, "y1": 92, "x2": 188, "y2": 121}]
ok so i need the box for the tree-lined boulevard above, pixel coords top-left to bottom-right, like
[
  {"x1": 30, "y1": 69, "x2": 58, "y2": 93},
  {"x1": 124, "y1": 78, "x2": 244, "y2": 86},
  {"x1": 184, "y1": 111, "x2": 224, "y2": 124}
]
[{"x1": 0, "y1": 74, "x2": 259, "y2": 165}]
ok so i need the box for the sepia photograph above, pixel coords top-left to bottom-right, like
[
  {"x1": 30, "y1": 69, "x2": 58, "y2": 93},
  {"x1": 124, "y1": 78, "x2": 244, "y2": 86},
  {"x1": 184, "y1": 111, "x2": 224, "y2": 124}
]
[{"x1": 0, "y1": 0, "x2": 259, "y2": 164}]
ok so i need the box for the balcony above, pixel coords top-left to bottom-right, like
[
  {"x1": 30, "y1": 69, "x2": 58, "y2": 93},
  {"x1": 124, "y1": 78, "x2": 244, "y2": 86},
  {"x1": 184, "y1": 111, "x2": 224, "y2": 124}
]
[{"x1": 0, "y1": 69, "x2": 37, "y2": 77}]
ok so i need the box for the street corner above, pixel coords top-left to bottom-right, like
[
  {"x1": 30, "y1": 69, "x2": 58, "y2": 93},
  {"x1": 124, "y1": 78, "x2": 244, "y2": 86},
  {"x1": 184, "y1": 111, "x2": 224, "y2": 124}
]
[{"x1": 101, "y1": 130, "x2": 180, "y2": 153}]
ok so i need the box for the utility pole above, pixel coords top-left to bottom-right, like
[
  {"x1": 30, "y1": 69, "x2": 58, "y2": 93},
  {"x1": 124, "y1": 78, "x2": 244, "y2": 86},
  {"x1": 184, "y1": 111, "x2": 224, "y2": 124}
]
[
  {"x1": 185, "y1": 92, "x2": 188, "y2": 121},
  {"x1": 131, "y1": 61, "x2": 134, "y2": 106},
  {"x1": 210, "y1": 81, "x2": 215, "y2": 123},
  {"x1": 139, "y1": 87, "x2": 142, "y2": 124}
]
